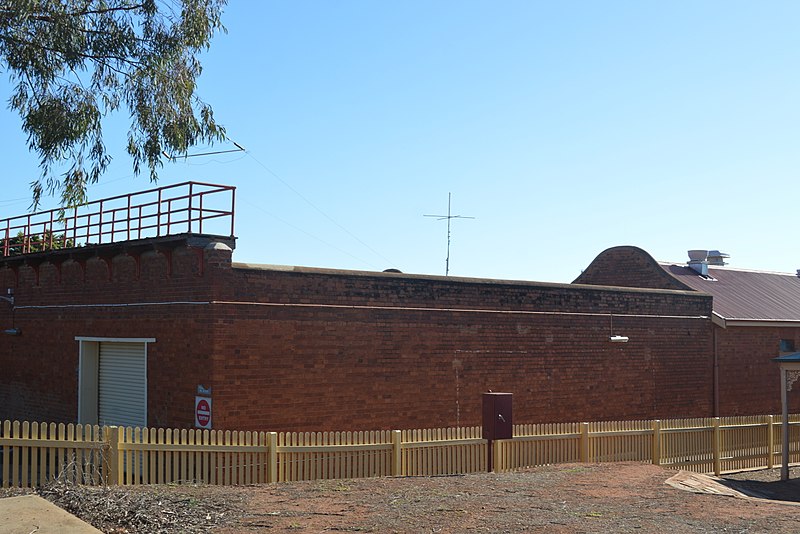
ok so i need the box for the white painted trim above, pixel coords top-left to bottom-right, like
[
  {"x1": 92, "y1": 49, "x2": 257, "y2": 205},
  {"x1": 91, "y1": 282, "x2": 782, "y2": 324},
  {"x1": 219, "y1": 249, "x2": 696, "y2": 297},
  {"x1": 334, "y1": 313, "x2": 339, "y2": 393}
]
[
  {"x1": 143, "y1": 342, "x2": 149, "y2": 426},
  {"x1": 77, "y1": 340, "x2": 99, "y2": 424},
  {"x1": 77, "y1": 337, "x2": 154, "y2": 425},
  {"x1": 75, "y1": 336, "x2": 156, "y2": 343},
  {"x1": 709, "y1": 312, "x2": 800, "y2": 328},
  {"x1": 77, "y1": 342, "x2": 85, "y2": 423},
  {"x1": 780, "y1": 366, "x2": 792, "y2": 480}
]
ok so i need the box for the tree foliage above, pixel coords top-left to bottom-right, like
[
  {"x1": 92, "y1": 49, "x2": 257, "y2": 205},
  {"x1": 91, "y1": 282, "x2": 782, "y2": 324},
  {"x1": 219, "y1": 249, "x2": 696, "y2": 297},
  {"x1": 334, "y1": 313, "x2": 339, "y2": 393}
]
[
  {"x1": 0, "y1": 0, "x2": 227, "y2": 208},
  {"x1": 2, "y1": 229, "x2": 74, "y2": 256}
]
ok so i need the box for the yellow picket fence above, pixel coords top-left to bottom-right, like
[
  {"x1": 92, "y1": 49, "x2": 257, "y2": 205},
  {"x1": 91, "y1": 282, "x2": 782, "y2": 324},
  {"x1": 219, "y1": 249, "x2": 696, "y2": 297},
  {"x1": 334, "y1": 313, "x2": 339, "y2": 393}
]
[
  {"x1": 0, "y1": 421, "x2": 105, "y2": 488},
  {"x1": 1, "y1": 415, "x2": 798, "y2": 488},
  {"x1": 0, "y1": 421, "x2": 487, "y2": 488},
  {"x1": 493, "y1": 414, "x2": 800, "y2": 475},
  {"x1": 399, "y1": 427, "x2": 485, "y2": 476}
]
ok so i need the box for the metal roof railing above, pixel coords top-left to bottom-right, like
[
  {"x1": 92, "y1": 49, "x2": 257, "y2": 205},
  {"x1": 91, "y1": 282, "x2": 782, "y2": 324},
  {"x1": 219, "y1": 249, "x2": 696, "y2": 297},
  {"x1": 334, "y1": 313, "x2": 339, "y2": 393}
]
[{"x1": 1, "y1": 181, "x2": 236, "y2": 257}]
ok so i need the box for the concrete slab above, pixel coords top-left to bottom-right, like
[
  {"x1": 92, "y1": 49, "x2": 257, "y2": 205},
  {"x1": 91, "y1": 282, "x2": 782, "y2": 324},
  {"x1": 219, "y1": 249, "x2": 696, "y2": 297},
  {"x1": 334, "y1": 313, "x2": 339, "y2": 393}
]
[{"x1": 0, "y1": 495, "x2": 102, "y2": 534}]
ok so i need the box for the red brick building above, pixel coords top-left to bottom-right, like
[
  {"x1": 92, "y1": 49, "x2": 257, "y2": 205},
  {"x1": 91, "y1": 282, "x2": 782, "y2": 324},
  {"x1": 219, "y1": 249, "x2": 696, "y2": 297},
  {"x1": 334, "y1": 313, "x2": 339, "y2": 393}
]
[
  {"x1": 0, "y1": 185, "x2": 720, "y2": 431},
  {"x1": 575, "y1": 245, "x2": 800, "y2": 416}
]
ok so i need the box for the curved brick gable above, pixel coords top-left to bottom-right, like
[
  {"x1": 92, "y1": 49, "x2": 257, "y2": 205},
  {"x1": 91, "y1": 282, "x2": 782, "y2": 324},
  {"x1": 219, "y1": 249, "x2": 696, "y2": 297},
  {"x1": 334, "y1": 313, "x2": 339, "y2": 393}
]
[{"x1": 573, "y1": 246, "x2": 693, "y2": 291}]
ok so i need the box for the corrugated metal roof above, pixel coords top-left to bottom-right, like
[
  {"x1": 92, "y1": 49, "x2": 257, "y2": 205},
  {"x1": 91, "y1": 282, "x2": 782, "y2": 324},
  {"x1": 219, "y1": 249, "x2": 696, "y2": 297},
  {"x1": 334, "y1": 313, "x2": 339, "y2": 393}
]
[{"x1": 660, "y1": 263, "x2": 800, "y2": 321}]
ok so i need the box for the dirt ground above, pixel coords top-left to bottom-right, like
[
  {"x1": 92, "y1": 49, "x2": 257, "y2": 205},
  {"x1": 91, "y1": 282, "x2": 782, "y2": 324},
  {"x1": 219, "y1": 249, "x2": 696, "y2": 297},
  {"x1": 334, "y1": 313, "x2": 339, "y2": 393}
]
[{"x1": 3, "y1": 463, "x2": 800, "y2": 533}]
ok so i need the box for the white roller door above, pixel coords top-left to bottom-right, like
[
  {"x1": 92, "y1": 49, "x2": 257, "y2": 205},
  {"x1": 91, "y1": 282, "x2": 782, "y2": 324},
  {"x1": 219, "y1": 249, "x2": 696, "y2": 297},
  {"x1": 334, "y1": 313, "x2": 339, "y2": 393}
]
[{"x1": 98, "y1": 342, "x2": 147, "y2": 428}]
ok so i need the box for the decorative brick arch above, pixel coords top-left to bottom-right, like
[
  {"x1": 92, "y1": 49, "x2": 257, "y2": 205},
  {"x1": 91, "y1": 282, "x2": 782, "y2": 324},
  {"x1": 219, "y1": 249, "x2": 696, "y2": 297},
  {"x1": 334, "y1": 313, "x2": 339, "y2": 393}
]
[{"x1": 573, "y1": 246, "x2": 693, "y2": 291}]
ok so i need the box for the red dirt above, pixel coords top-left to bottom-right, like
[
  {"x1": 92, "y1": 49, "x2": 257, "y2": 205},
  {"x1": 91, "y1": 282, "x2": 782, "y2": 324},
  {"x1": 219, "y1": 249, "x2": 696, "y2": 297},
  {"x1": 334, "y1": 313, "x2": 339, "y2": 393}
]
[
  {"x1": 217, "y1": 463, "x2": 800, "y2": 533},
  {"x1": 5, "y1": 462, "x2": 800, "y2": 533}
]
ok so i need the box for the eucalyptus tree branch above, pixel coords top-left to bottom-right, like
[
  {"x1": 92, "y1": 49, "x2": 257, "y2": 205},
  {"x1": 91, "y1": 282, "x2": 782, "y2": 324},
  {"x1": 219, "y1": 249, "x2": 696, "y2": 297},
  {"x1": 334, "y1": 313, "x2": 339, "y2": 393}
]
[{"x1": 0, "y1": 0, "x2": 227, "y2": 208}]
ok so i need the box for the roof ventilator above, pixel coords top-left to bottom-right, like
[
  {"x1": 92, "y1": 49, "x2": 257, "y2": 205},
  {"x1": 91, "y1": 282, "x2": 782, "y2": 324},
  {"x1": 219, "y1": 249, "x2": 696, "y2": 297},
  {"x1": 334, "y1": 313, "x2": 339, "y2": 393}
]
[
  {"x1": 687, "y1": 250, "x2": 722, "y2": 281},
  {"x1": 687, "y1": 250, "x2": 709, "y2": 276},
  {"x1": 707, "y1": 250, "x2": 730, "y2": 266}
]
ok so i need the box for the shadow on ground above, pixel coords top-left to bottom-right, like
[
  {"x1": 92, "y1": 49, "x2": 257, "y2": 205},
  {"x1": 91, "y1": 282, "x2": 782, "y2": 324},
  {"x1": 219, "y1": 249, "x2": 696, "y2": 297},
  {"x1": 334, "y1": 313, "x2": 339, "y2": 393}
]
[{"x1": 719, "y1": 477, "x2": 800, "y2": 503}]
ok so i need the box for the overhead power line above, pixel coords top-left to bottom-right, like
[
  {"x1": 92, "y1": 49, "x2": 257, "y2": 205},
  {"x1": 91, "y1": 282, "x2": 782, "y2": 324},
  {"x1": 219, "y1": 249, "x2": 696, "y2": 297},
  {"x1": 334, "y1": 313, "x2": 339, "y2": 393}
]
[{"x1": 162, "y1": 134, "x2": 398, "y2": 271}]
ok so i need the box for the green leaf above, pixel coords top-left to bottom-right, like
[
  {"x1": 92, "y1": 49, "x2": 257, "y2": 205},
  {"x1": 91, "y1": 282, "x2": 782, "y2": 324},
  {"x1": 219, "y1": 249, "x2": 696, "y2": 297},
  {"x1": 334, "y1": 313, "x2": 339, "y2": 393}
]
[{"x1": 0, "y1": 0, "x2": 228, "y2": 208}]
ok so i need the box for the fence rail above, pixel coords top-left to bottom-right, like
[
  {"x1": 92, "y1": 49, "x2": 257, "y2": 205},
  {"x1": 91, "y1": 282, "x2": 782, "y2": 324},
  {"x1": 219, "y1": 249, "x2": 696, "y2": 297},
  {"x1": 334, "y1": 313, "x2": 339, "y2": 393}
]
[
  {"x1": 493, "y1": 414, "x2": 800, "y2": 475},
  {"x1": 1, "y1": 415, "x2": 798, "y2": 488},
  {"x1": 1, "y1": 181, "x2": 235, "y2": 257}
]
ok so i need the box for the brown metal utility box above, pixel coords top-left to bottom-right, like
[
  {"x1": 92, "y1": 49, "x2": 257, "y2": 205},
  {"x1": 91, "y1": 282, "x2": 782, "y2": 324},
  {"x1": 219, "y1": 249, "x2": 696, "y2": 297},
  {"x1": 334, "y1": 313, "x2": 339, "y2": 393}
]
[{"x1": 482, "y1": 392, "x2": 513, "y2": 440}]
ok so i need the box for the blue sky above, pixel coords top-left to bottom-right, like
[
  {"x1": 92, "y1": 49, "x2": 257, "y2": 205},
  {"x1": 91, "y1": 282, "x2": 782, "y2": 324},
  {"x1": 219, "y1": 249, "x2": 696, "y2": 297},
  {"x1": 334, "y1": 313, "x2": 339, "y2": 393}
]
[{"x1": 1, "y1": 1, "x2": 799, "y2": 282}]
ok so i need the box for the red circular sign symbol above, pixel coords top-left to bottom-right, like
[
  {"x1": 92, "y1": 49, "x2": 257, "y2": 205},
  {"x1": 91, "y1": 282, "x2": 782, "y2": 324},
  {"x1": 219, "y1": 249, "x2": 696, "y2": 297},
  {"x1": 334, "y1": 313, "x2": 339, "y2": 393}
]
[{"x1": 196, "y1": 399, "x2": 211, "y2": 427}]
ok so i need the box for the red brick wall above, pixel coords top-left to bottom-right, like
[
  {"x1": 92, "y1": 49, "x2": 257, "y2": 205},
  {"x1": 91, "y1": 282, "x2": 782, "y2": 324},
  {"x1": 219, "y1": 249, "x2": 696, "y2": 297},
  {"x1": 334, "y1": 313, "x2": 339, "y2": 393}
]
[
  {"x1": 574, "y1": 245, "x2": 800, "y2": 419},
  {"x1": 208, "y1": 265, "x2": 713, "y2": 431},
  {"x1": 0, "y1": 244, "x2": 219, "y2": 427},
  {"x1": 574, "y1": 246, "x2": 692, "y2": 290},
  {"x1": 716, "y1": 325, "x2": 800, "y2": 415},
  {"x1": 210, "y1": 303, "x2": 713, "y2": 431},
  {"x1": 0, "y1": 239, "x2": 717, "y2": 431}
]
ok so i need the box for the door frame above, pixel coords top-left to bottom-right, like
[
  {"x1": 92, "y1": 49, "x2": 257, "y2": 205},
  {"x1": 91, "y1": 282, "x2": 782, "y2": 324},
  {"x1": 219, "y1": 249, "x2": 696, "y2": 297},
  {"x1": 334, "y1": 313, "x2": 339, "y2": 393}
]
[{"x1": 76, "y1": 336, "x2": 156, "y2": 425}]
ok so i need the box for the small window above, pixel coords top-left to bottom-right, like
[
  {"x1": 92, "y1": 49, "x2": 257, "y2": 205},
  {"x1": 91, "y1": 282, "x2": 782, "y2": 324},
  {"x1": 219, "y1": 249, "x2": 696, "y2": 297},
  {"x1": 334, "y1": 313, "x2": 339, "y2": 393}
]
[{"x1": 780, "y1": 339, "x2": 795, "y2": 353}]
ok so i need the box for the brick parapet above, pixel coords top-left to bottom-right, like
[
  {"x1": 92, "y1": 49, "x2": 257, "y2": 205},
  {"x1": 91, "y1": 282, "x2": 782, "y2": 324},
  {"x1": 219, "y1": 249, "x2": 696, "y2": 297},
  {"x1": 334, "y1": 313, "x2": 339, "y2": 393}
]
[
  {"x1": 226, "y1": 264, "x2": 711, "y2": 318},
  {"x1": 573, "y1": 246, "x2": 692, "y2": 290},
  {"x1": 0, "y1": 238, "x2": 223, "y2": 426}
]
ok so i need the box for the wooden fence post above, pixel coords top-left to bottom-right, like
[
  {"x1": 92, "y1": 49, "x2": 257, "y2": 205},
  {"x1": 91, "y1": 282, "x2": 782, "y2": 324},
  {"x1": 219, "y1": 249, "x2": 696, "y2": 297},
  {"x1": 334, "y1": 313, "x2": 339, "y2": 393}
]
[
  {"x1": 268, "y1": 432, "x2": 278, "y2": 483},
  {"x1": 712, "y1": 417, "x2": 721, "y2": 477},
  {"x1": 392, "y1": 430, "x2": 403, "y2": 476},
  {"x1": 580, "y1": 423, "x2": 590, "y2": 463},
  {"x1": 651, "y1": 420, "x2": 661, "y2": 466},
  {"x1": 493, "y1": 439, "x2": 503, "y2": 473},
  {"x1": 104, "y1": 426, "x2": 120, "y2": 486},
  {"x1": 1, "y1": 420, "x2": 9, "y2": 488},
  {"x1": 767, "y1": 415, "x2": 775, "y2": 469}
]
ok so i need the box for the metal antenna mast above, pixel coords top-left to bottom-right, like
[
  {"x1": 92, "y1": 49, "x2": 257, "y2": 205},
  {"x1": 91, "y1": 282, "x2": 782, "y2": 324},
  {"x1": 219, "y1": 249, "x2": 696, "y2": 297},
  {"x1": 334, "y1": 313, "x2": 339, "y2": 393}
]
[{"x1": 424, "y1": 193, "x2": 474, "y2": 276}]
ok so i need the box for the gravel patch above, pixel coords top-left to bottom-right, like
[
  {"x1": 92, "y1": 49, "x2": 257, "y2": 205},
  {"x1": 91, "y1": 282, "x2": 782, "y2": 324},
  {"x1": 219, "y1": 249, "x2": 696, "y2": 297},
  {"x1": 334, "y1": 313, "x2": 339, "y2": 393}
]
[{"x1": 2, "y1": 463, "x2": 800, "y2": 533}]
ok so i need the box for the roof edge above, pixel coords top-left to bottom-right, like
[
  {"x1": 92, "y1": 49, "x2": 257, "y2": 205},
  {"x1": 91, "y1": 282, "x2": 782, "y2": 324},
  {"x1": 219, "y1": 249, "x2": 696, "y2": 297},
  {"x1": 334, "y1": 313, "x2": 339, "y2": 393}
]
[
  {"x1": 720, "y1": 318, "x2": 800, "y2": 328},
  {"x1": 232, "y1": 261, "x2": 707, "y2": 297}
]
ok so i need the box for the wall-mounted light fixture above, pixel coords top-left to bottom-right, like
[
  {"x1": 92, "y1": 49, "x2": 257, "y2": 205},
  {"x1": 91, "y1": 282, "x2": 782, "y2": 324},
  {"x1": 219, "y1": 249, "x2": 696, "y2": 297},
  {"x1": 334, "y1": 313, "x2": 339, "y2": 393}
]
[
  {"x1": 608, "y1": 315, "x2": 629, "y2": 343},
  {"x1": 3, "y1": 328, "x2": 21, "y2": 336}
]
